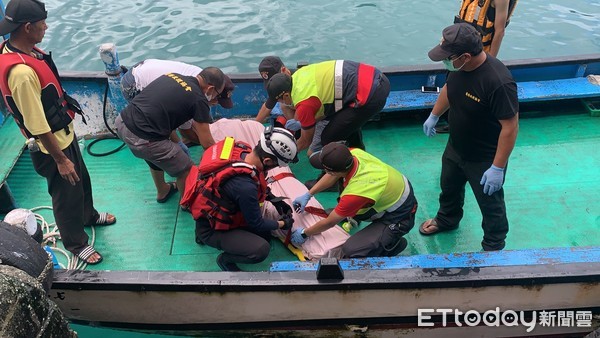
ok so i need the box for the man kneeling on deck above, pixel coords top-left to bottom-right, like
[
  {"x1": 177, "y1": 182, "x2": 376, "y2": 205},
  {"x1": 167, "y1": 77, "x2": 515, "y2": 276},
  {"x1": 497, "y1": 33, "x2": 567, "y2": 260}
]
[
  {"x1": 180, "y1": 127, "x2": 299, "y2": 271},
  {"x1": 291, "y1": 143, "x2": 418, "y2": 258}
]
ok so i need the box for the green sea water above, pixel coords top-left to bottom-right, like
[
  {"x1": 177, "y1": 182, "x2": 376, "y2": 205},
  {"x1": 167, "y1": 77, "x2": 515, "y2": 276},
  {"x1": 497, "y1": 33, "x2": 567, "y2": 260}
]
[{"x1": 38, "y1": 0, "x2": 600, "y2": 73}]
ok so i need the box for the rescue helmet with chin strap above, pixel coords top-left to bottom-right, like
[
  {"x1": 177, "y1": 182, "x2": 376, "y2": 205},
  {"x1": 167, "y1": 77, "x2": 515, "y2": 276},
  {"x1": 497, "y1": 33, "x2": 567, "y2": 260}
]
[{"x1": 259, "y1": 126, "x2": 298, "y2": 166}]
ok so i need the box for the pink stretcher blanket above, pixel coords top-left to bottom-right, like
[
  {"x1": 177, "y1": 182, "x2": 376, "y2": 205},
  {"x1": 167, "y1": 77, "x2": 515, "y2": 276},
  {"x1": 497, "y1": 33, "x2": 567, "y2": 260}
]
[{"x1": 209, "y1": 119, "x2": 349, "y2": 260}]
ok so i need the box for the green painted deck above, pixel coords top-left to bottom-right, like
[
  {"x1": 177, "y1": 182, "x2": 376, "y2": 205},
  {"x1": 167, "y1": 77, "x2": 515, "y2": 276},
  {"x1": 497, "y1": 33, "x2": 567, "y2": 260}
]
[{"x1": 5, "y1": 101, "x2": 600, "y2": 272}]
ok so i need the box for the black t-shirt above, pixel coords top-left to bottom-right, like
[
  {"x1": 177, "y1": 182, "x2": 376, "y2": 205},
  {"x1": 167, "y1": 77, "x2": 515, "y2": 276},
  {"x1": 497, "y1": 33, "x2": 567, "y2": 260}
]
[
  {"x1": 446, "y1": 55, "x2": 518, "y2": 161},
  {"x1": 121, "y1": 73, "x2": 211, "y2": 141}
]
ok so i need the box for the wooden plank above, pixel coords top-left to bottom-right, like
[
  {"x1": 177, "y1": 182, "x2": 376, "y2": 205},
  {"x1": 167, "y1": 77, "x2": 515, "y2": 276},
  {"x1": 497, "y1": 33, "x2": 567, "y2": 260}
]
[
  {"x1": 518, "y1": 77, "x2": 600, "y2": 102},
  {"x1": 382, "y1": 77, "x2": 600, "y2": 112},
  {"x1": 383, "y1": 90, "x2": 439, "y2": 112}
]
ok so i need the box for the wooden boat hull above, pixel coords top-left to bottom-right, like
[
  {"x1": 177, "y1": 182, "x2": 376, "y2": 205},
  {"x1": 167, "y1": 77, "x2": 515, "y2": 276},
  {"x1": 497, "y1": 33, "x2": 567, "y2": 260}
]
[{"x1": 51, "y1": 247, "x2": 600, "y2": 336}]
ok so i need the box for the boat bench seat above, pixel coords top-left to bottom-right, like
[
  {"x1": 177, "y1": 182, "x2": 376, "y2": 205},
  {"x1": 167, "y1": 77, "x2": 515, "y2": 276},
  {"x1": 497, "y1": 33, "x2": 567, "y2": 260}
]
[
  {"x1": 382, "y1": 76, "x2": 600, "y2": 112},
  {"x1": 517, "y1": 77, "x2": 600, "y2": 102},
  {"x1": 0, "y1": 118, "x2": 25, "y2": 212}
]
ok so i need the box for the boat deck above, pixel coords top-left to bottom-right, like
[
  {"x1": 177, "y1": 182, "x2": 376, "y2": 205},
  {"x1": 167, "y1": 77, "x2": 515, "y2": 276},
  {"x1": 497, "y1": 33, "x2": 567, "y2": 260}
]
[{"x1": 5, "y1": 100, "x2": 600, "y2": 272}]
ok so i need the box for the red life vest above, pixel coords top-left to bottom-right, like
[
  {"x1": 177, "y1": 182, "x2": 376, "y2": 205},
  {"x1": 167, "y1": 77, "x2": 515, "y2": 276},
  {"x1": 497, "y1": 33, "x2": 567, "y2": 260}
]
[
  {"x1": 0, "y1": 41, "x2": 85, "y2": 139},
  {"x1": 180, "y1": 137, "x2": 268, "y2": 230}
]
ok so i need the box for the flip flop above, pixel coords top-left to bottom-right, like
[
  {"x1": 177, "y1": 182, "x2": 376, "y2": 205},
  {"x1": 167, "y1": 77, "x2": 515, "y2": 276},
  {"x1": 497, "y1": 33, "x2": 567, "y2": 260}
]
[
  {"x1": 419, "y1": 218, "x2": 441, "y2": 236},
  {"x1": 87, "y1": 212, "x2": 116, "y2": 226},
  {"x1": 157, "y1": 182, "x2": 178, "y2": 203},
  {"x1": 76, "y1": 245, "x2": 103, "y2": 265}
]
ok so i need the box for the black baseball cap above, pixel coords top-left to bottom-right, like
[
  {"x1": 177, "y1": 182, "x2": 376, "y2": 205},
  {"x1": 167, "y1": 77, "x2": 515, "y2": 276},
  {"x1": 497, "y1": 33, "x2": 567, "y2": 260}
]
[
  {"x1": 259, "y1": 56, "x2": 284, "y2": 84},
  {"x1": 259, "y1": 56, "x2": 285, "y2": 109},
  {"x1": 0, "y1": 0, "x2": 47, "y2": 36},
  {"x1": 217, "y1": 75, "x2": 234, "y2": 109},
  {"x1": 266, "y1": 73, "x2": 292, "y2": 103},
  {"x1": 314, "y1": 142, "x2": 354, "y2": 172},
  {"x1": 428, "y1": 23, "x2": 483, "y2": 62}
]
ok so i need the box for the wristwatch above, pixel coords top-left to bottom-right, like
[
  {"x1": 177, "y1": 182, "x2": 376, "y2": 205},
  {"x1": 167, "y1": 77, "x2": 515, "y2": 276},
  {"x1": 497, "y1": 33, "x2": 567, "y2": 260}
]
[{"x1": 300, "y1": 228, "x2": 308, "y2": 239}]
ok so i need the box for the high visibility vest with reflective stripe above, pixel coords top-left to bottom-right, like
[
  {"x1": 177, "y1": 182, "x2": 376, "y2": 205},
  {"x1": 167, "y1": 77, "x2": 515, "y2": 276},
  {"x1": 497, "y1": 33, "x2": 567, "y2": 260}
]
[
  {"x1": 290, "y1": 60, "x2": 380, "y2": 120},
  {"x1": 341, "y1": 148, "x2": 406, "y2": 216}
]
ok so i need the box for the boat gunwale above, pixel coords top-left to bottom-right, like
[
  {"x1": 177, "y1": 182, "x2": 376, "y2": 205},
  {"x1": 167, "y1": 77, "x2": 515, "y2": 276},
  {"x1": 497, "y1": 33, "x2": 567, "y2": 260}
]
[
  {"x1": 58, "y1": 53, "x2": 600, "y2": 81},
  {"x1": 51, "y1": 261, "x2": 600, "y2": 292}
]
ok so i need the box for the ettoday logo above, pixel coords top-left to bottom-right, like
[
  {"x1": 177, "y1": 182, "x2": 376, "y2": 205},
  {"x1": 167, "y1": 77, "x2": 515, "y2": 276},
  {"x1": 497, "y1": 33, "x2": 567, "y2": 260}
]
[{"x1": 418, "y1": 308, "x2": 594, "y2": 333}]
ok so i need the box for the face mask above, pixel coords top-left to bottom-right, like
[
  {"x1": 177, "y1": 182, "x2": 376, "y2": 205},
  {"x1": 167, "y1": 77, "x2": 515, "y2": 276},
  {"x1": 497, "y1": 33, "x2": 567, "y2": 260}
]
[
  {"x1": 205, "y1": 92, "x2": 213, "y2": 102},
  {"x1": 443, "y1": 55, "x2": 466, "y2": 72}
]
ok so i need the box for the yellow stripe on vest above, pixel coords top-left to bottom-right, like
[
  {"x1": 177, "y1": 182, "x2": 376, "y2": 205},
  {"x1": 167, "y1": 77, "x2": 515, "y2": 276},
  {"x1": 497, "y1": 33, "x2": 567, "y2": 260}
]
[{"x1": 220, "y1": 137, "x2": 235, "y2": 160}]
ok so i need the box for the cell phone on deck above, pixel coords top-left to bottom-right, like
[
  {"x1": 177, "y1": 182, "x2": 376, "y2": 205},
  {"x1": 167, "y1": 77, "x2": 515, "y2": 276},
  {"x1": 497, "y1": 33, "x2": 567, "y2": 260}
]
[{"x1": 421, "y1": 86, "x2": 440, "y2": 93}]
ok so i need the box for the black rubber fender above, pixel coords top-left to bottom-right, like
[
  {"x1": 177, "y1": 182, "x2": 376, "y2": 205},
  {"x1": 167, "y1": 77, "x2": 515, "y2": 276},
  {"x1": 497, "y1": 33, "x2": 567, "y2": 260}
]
[{"x1": 0, "y1": 221, "x2": 53, "y2": 292}]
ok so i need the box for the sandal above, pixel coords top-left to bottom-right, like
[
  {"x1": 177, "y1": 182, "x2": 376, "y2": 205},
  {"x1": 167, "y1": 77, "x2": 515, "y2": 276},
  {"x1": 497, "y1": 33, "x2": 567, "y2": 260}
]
[
  {"x1": 88, "y1": 212, "x2": 116, "y2": 226},
  {"x1": 419, "y1": 218, "x2": 442, "y2": 236},
  {"x1": 157, "y1": 182, "x2": 178, "y2": 203},
  {"x1": 76, "y1": 245, "x2": 103, "y2": 265}
]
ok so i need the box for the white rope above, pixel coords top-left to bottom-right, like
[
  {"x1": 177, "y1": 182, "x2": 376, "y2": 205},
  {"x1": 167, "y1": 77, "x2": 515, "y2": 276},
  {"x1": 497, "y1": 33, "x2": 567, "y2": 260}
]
[{"x1": 30, "y1": 206, "x2": 96, "y2": 270}]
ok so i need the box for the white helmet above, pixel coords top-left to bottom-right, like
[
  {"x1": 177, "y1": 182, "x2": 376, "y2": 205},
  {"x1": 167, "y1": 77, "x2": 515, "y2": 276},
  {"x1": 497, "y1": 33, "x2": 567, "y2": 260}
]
[{"x1": 259, "y1": 126, "x2": 298, "y2": 166}]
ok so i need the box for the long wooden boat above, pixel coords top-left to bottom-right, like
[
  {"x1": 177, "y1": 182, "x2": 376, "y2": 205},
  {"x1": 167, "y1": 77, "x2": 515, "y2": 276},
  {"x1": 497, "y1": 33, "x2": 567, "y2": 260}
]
[{"x1": 1, "y1": 52, "x2": 600, "y2": 336}]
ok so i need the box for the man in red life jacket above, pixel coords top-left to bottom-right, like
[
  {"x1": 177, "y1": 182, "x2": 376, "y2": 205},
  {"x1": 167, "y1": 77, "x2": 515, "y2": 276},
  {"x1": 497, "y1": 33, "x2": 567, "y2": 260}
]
[
  {"x1": 181, "y1": 127, "x2": 299, "y2": 271},
  {"x1": 0, "y1": 0, "x2": 116, "y2": 264}
]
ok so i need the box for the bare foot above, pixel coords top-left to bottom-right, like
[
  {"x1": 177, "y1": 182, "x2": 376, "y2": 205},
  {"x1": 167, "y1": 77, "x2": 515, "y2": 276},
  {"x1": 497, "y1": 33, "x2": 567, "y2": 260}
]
[
  {"x1": 86, "y1": 252, "x2": 102, "y2": 264},
  {"x1": 156, "y1": 182, "x2": 178, "y2": 203}
]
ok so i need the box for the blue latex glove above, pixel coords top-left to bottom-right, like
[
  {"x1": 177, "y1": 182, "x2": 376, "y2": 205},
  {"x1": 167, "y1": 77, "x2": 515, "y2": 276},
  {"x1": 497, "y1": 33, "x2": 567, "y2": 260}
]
[
  {"x1": 291, "y1": 228, "x2": 307, "y2": 246},
  {"x1": 285, "y1": 119, "x2": 301, "y2": 132},
  {"x1": 480, "y1": 165, "x2": 505, "y2": 195},
  {"x1": 178, "y1": 140, "x2": 190, "y2": 156},
  {"x1": 292, "y1": 192, "x2": 313, "y2": 213},
  {"x1": 423, "y1": 113, "x2": 440, "y2": 137}
]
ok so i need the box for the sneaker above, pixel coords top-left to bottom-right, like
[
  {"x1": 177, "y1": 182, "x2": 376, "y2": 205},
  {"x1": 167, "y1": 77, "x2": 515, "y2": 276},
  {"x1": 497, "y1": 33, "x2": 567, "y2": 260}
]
[
  {"x1": 387, "y1": 237, "x2": 408, "y2": 257},
  {"x1": 216, "y1": 253, "x2": 241, "y2": 272}
]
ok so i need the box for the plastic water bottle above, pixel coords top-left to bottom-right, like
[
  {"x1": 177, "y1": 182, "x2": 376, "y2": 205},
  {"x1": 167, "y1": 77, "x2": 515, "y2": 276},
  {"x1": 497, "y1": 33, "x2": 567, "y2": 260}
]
[{"x1": 26, "y1": 138, "x2": 40, "y2": 152}]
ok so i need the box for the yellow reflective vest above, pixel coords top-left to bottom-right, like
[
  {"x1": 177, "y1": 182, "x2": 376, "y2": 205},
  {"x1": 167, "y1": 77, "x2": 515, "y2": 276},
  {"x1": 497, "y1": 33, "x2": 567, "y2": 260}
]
[{"x1": 341, "y1": 149, "x2": 407, "y2": 218}]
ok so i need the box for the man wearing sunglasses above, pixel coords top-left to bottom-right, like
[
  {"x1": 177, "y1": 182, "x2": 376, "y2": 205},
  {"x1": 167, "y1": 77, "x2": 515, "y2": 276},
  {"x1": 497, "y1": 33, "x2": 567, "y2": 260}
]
[{"x1": 420, "y1": 23, "x2": 519, "y2": 251}]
